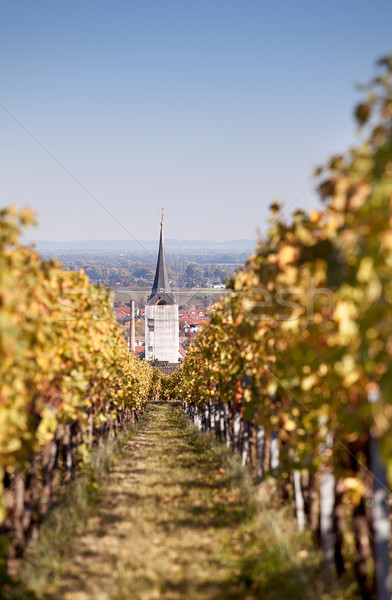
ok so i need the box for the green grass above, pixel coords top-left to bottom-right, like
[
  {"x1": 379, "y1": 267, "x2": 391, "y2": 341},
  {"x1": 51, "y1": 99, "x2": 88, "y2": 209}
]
[{"x1": 18, "y1": 402, "x2": 359, "y2": 600}]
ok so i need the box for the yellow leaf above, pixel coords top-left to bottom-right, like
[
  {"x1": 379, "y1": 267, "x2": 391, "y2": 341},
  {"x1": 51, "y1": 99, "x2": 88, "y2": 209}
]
[
  {"x1": 301, "y1": 374, "x2": 317, "y2": 392},
  {"x1": 278, "y1": 245, "x2": 298, "y2": 269},
  {"x1": 356, "y1": 257, "x2": 374, "y2": 283},
  {"x1": 284, "y1": 419, "x2": 297, "y2": 432},
  {"x1": 343, "y1": 477, "x2": 365, "y2": 506}
]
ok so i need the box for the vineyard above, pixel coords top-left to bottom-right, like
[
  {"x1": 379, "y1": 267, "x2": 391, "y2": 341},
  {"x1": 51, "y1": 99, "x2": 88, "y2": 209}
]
[
  {"x1": 0, "y1": 208, "x2": 159, "y2": 591},
  {"x1": 162, "y1": 56, "x2": 392, "y2": 599},
  {"x1": 1, "y1": 57, "x2": 392, "y2": 600}
]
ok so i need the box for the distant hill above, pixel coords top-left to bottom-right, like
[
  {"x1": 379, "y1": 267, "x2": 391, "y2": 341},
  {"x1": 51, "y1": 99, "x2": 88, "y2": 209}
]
[{"x1": 29, "y1": 238, "x2": 256, "y2": 253}]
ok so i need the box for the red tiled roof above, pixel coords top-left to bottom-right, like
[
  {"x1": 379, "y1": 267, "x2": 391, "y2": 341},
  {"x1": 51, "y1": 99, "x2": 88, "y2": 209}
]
[{"x1": 179, "y1": 316, "x2": 208, "y2": 324}]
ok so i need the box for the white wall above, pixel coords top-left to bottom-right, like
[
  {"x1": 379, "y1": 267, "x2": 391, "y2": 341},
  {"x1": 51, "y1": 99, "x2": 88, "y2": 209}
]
[{"x1": 145, "y1": 304, "x2": 179, "y2": 363}]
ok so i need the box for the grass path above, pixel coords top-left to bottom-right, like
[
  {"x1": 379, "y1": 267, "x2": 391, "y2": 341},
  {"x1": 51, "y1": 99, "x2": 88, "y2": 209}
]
[{"x1": 44, "y1": 401, "x2": 253, "y2": 600}]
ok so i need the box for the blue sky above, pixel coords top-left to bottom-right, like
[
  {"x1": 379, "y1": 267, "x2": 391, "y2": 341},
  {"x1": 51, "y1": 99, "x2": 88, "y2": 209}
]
[{"x1": 1, "y1": 1, "x2": 391, "y2": 242}]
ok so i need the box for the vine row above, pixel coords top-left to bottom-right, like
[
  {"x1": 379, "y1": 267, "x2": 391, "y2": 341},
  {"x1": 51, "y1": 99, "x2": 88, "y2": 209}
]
[
  {"x1": 163, "y1": 56, "x2": 392, "y2": 599},
  {"x1": 0, "y1": 208, "x2": 159, "y2": 570}
]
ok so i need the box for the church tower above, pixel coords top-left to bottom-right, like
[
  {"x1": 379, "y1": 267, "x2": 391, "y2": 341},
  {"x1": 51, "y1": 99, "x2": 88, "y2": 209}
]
[{"x1": 145, "y1": 213, "x2": 179, "y2": 363}]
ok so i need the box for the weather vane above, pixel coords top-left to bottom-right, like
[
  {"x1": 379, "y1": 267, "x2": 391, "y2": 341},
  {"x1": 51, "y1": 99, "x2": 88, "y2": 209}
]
[{"x1": 161, "y1": 207, "x2": 164, "y2": 227}]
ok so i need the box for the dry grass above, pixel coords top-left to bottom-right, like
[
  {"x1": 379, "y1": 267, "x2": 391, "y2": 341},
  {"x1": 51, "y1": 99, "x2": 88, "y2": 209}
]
[{"x1": 19, "y1": 416, "x2": 145, "y2": 597}]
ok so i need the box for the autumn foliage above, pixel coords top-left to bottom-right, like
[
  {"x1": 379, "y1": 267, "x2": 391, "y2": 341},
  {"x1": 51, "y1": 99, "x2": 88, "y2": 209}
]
[
  {"x1": 168, "y1": 56, "x2": 392, "y2": 591},
  {"x1": 0, "y1": 208, "x2": 158, "y2": 556}
]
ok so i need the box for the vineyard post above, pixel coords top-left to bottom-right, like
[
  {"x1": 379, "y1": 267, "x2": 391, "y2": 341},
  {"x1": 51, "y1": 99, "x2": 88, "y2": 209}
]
[
  {"x1": 197, "y1": 405, "x2": 202, "y2": 430},
  {"x1": 270, "y1": 430, "x2": 279, "y2": 472},
  {"x1": 320, "y1": 431, "x2": 335, "y2": 572},
  {"x1": 333, "y1": 478, "x2": 346, "y2": 576},
  {"x1": 209, "y1": 400, "x2": 215, "y2": 432},
  {"x1": 368, "y1": 389, "x2": 391, "y2": 600},
  {"x1": 293, "y1": 469, "x2": 306, "y2": 531},
  {"x1": 219, "y1": 400, "x2": 225, "y2": 442},
  {"x1": 205, "y1": 402, "x2": 210, "y2": 431},
  {"x1": 320, "y1": 470, "x2": 335, "y2": 571},
  {"x1": 256, "y1": 425, "x2": 265, "y2": 479},
  {"x1": 242, "y1": 420, "x2": 249, "y2": 466},
  {"x1": 270, "y1": 395, "x2": 279, "y2": 474},
  {"x1": 233, "y1": 407, "x2": 240, "y2": 454}
]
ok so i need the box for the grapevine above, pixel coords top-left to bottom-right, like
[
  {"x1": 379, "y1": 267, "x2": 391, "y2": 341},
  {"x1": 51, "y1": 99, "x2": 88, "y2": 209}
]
[
  {"x1": 169, "y1": 55, "x2": 392, "y2": 595},
  {"x1": 0, "y1": 208, "x2": 158, "y2": 565}
]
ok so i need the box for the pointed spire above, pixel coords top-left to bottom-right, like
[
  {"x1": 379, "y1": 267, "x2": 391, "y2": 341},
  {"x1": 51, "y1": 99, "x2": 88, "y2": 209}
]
[{"x1": 147, "y1": 210, "x2": 175, "y2": 305}]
